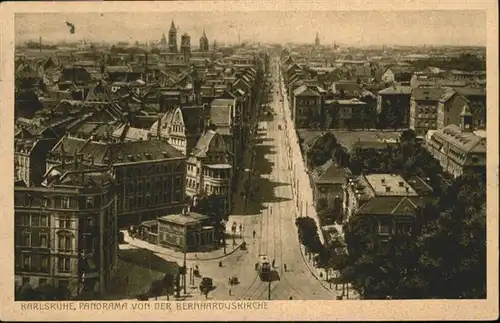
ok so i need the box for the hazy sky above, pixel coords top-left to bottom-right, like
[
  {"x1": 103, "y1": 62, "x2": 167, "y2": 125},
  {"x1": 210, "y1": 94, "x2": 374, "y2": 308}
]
[{"x1": 15, "y1": 11, "x2": 486, "y2": 46}]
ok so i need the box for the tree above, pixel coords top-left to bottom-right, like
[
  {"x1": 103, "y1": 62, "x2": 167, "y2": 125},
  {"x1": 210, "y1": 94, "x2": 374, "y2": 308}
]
[
  {"x1": 295, "y1": 217, "x2": 323, "y2": 254},
  {"x1": 341, "y1": 172, "x2": 486, "y2": 299}
]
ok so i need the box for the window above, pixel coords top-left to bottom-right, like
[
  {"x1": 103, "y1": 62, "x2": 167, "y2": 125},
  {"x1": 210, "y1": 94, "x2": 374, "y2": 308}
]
[
  {"x1": 62, "y1": 197, "x2": 70, "y2": 209},
  {"x1": 22, "y1": 254, "x2": 31, "y2": 270},
  {"x1": 59, "y1": 217, "x2": 71, "y2": 229},
  {"x1": 86, "y1": 218, "x2": 94, "y2": 229},
  {"x1": 40, "y1": 215, "x2": 48, "y2": 227},
  {"x1": 86, "y1": 197, "x2": 94, "y2": 208},
  {"x1": 174, "y1": 190, "x2": 182, "y2": 202},
  {"x1": 40, "y1": 233, "x2": 48, "y2": 248},
  {"x1": 21, "y1": 232, "x2": 31, "y2": 247},
  {"x1": 58, "y1": 235, "x2": 72, "y2": 252},
  {"x1": 398, "y1": 223, "x2": 412, "y2": 235},
  {"x1": 31, "y1": 215, "x2": 40, "y2": 226},
  {"x1": 58, "y1": 257, "x2": 71, "y2": 273},
  {"x1": 21, "y1": 214, "x2": 30, "y2": 226},
  {"x1": 40, "y1": 256, "x2": 49, "y2": 272},
  {"x1": 378, "y1": 221, "x2": 391, "y2": 235}
]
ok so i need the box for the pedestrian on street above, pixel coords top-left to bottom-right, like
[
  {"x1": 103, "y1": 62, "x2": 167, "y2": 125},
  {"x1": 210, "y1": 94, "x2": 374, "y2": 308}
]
[
  {"x1": 229, "y1": 288, "x2": 232, "y2": 296},
  {"x1": 284, "y1": 263, "x2": 287, "y2": 272},
  {"x1": 272, "y1": 259, "x2": 275, "y2": 268},
  {"x1": 253, "y1": 230, "x2": 256, "y2": 238}
]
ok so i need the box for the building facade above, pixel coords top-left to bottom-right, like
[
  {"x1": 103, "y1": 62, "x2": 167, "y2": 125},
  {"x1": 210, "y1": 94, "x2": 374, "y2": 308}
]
[
  {"x1": 157, "y1": 210, "x2": 214, "y2": 252},
  {"x1": 426, "y1": 106, "x2": 486, "y2": 178},
  {"x1": 343, "y1": 173, "x2": 435, "y2": 246},
  {"x1": 47, "y1": 136, "x2": 187, "y2": 228},
  {"x1": 185, "y1": 130, "x2": 233, "y2": 217},
  {"x1": 14, "y1": 165, "x2": 118, "y2": 299},
  {"x1": 409, "y1": 87, "x2": 445, "y2": 136}
]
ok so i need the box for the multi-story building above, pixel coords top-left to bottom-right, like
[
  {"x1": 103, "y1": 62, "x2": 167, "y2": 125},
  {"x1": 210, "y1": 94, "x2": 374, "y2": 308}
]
[
  {"x1": 426, "y1": 106, "x2": 486, "y2": 178},
  {"x1": 14, "y1": 163, "x2": 118, "y2": 299},
  {"x1": 310, "y1": 159, "x2": 350, "y2": 212},
  {"x1": 409, "y1": 87, "x2": 446, "y2": 136},
  {"x1": 377, "y1": 85, "x2": 412, "y2": 129},
  {"x1": 322, "y1": 98, "x2": 374, "y2": 130},
  {"x1": 46, "y1": 136, "x2": 187, "y2": 227},
  {"x1": 292, "y1": 84, "x2": 323, "y2": 129},
  {"x1": 185, "y1": 130, "x2": 233, "y2": 217},
  {"x1": 437, "y1": 87, "x2": 486, "y2": 130},
  {"x1": 343, "y1": 173, "x2": 436, "y2": 246}
]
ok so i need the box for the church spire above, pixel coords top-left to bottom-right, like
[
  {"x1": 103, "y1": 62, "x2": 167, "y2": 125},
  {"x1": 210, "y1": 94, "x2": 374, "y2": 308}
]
[{"x1": 169, "y1": 20, "x2": 176, "y2": 32}]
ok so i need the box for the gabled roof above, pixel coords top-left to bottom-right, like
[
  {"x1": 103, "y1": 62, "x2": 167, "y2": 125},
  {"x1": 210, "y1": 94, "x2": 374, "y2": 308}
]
[
  {"x1": 294, "y1": 84, "x2": 320, "y2": 97},
  {"x1": 191, "y1": 130, "x2": 222, "y2": 158},
  {"x1": 311, "y1": 159, "x2": 349, "y2": 184}
]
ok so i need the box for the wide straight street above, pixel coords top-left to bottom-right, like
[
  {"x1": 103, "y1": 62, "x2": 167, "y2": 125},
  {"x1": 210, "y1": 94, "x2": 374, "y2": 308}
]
[{"x1": 225, "y1": 56, "x2": 335, "y2": 300}]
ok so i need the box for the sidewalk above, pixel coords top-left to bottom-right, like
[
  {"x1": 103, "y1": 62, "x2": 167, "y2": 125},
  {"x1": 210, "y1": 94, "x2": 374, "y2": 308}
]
[
  {"x1": 122, "y1": 230, "x2": 244, "y2": 262},
  {"x1": 299, "y1": 244, "x2": 360, "y2": 300}
]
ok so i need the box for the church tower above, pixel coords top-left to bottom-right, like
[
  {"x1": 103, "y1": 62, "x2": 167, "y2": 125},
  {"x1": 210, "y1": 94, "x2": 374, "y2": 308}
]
[
  {"x1": 199, "y1": 29, "x2": 209, "y2": 52},
  {"x1": 160, "y1": 33, "x2": 167, "y2": 50},
  {"x1": 168, "y1": 20, "x2": 178, "y2": 53},
  {"x1": 315, "y1": 32, "x2": 320, "y2": 48},
  {"x1": 181, "y1": 33, "x2": 191, "y2": 61},
  {"x1": 460, "y1": 104, "x2": 473, "y2": 132}
]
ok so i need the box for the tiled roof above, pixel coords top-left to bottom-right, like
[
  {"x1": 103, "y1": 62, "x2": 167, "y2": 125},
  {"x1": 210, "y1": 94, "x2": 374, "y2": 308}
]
[
  {"x1": 191, "y1": 130, "x2": 218, "y2": 158},
  {"x1": 294, "y1": 84, "x2": 320, "y2": 97},
  {"x1": 432, "y1": 124, "x2": 486, "y2": 153},
  {"x1": 357, "y1": 196, "x2": 423, "y2": 215},
  {"x1": 312, "y1": 159, "x2": 348, "y2": 184}
]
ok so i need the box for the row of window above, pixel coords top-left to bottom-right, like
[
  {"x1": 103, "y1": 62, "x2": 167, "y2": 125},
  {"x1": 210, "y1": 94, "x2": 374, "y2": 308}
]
[
  {"x1": 19, "y1": 254, "x2": 71, "y2": 273},
  {"x1": 115, "y1": 163, "x2": 184, "y2": 179},
  {"x1": 124, "y1": 190, "x2": 183, "y2": 209},
  {"x1": 124, "y1": 176, "x2": 182, "y2": 193}
]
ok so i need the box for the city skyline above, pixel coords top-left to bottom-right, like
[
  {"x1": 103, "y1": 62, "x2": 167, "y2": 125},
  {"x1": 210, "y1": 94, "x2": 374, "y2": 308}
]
[{"x1": 15, "y1": 10, "x2": 487, "y2": 47}]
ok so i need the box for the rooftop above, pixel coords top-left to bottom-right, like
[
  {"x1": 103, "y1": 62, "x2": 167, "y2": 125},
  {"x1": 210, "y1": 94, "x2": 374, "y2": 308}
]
[
  {"x1": 365, "y1": 174, "x2": 418, "y2": 197},
  {"x1": 158, "y1": 212, "x2": 209, "y2": 225}
]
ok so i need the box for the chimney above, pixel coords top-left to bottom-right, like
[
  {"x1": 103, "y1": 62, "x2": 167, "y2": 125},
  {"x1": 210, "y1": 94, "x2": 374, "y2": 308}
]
[{"x1": 381, "y1": 178, "x2": 385, "y2": 184}]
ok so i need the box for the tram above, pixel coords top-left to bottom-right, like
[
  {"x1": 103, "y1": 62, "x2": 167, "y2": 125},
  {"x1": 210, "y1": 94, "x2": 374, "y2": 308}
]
[{"x1": 257, "y1": 254, "x2": 271, "y2": 281}]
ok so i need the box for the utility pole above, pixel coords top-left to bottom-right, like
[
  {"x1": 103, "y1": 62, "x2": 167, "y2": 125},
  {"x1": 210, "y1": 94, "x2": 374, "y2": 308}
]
[
  {"x1": 268, "y1": 280, "x2": 271, "y2": 300},
  {"x1": 183, "y1": 245, "x2": 187, "y2": 294}
]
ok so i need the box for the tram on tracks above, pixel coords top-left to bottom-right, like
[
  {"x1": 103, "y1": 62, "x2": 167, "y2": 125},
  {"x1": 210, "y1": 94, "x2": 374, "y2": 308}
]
[{"x1": 256, "y1": 254, "x2": 271, "y2": 281}]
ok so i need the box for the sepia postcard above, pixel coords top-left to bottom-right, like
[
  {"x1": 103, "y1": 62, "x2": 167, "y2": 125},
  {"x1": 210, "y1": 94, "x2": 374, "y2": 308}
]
[{"x1": 0, "y1": 0, "x2": 498, "y2": 321}]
